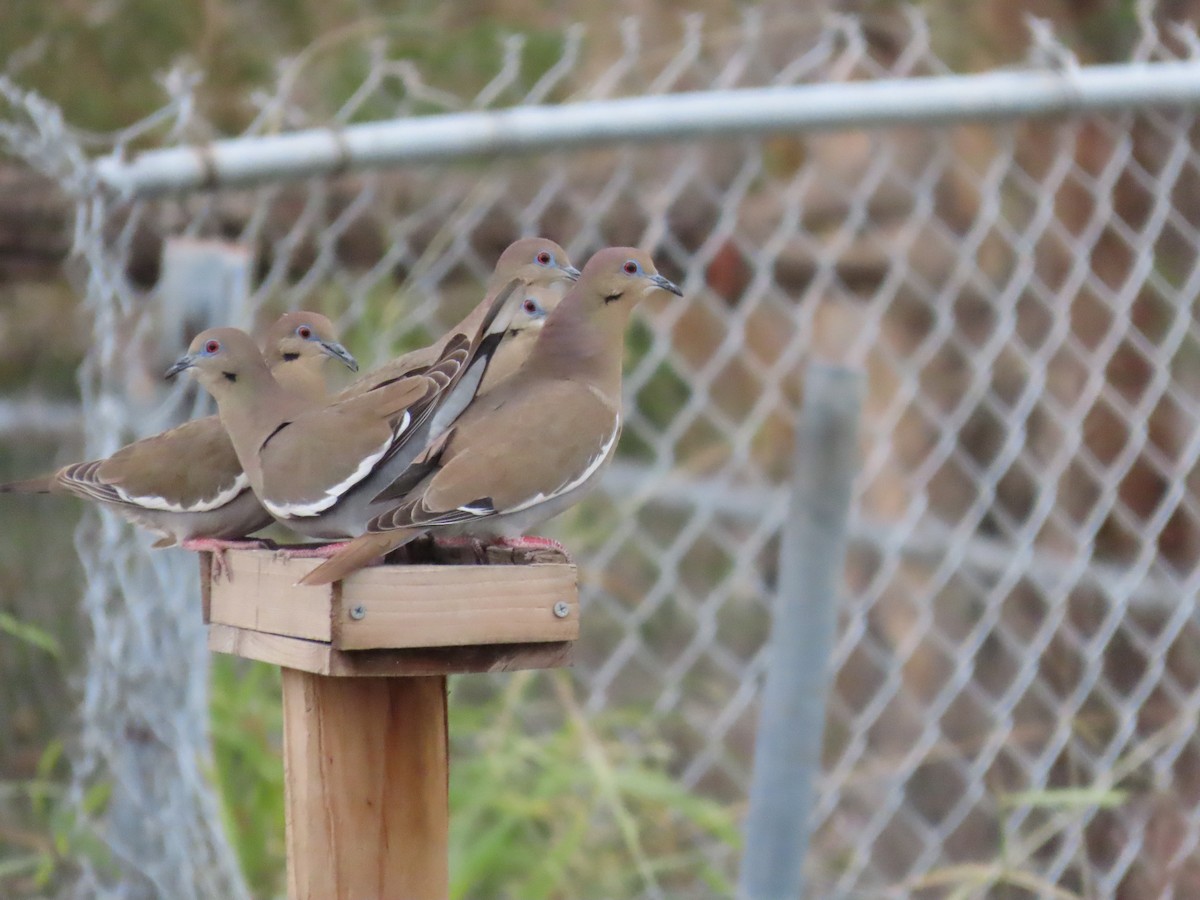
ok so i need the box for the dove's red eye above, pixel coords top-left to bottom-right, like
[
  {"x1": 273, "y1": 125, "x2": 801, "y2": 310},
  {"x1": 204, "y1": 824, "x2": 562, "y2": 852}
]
[
  {"x1": 623, "y1": 260, "x2": 639, "y2": 274},
  {"x1": 205, "y1": 340, "x2": 220, "y2": 354},
  {"x1": 536, "y1": 251, "x2": 552, "y2": 265},
  {"x1": 298, "y1": 325, "x2": 312, "y2": 339},
  {"x1": 522, "y1": 298, "x2": 538, "y2": 314}
]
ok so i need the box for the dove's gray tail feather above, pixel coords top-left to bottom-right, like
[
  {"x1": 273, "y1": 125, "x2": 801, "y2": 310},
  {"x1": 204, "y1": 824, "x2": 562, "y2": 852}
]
[
  {"x1": 297, "y1": 530, "x2": 416, "y2": 586},
  {"x1": 0, "y1": 475, "x2": 56, "y2": 494}
]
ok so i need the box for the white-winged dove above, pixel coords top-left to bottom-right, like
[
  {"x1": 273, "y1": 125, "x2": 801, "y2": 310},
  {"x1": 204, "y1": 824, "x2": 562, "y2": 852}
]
[
  {"x1": 297, "y1": 246, "x2": 683, "y2": 586},
  {"x1": 0, "y1": 313, "x2": 357, "y2": 555},
  {"x1": 166, "y1": 280, "x2": 523, "y2": 541},
  {"x1": 477, "y1": 287, "x2": 561, "y2": 394},
  {"x1": 265, "y1": 310, "x2": 359, "y2": 396},
  {"x1": 339, "y1": 237, "x2": 578, "y2": 400}
]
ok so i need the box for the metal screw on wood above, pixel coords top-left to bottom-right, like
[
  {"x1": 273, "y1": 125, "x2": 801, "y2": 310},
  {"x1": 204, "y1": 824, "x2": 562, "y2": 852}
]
[
  {"x1": 553, "y1": 601, "x2": 570, "y2": 618},
  {"x1": 350, "y1": 605, "x2": 367, "y2": 620}
]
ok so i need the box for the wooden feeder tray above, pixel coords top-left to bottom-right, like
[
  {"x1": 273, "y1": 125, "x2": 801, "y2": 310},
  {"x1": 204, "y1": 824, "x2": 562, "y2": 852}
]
[{"x1": 201, "y1": 542, "x2": 578, "y2": 675}]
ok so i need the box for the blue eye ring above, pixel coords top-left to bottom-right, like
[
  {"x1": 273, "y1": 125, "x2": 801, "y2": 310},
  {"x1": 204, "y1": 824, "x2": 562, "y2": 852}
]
[
  {"x1": 522, "y1": 297, "x2": 543, "y2": 316},
  {"x1": 296, "y1": 324, "x2": 313, "y2": 340},
  {"x1": 204, "y1": 339, "x2": 220, "y2": 355},
  {"x1": 623, "y1": 259, "x2": 640, "y2": 275},
  {"x1": 536, "y1": 250, "x2": 553, "y2": 266}
]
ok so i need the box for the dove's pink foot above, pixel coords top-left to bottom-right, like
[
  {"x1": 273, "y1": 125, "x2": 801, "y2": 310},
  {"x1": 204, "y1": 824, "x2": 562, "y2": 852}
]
[
  {"x1": 494, "y1": 535, "x2": 573, "y2": 562},
  {"x1": 432, "y1": 535, "x2": 490, "y2": 563},
  {"x1": 181, "y1": 537, "x2": 275, "y2": 582},
  {"x1": 272, "y1": 542, "x2": 353, "y2": 562}
]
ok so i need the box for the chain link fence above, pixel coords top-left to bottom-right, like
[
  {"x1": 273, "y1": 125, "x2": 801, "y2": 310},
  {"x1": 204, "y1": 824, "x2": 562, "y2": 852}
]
[{"x1": 5, "y1": 4, "x2": 1200, "y2": 897}]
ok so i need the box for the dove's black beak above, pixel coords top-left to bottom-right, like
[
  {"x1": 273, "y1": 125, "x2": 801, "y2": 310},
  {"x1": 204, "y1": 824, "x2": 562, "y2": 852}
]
[
  {"x1": 652, "y1": 273, "x2": 683, "y2": 297},
  {"x1": 164, "y1": 354, "x2": 195, "y2": 380},
  {"x1": 320, "y1": 340, "x2": 359, "y2": 372}
]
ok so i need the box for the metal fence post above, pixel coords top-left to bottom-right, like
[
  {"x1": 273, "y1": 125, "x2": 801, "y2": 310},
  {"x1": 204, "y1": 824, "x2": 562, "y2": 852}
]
[
  {"x1": 70, "y1": 238, "x2": 254, "y2": 900},
  {"x1": 738, "y1": 362, "x2": 863, "y2": 900}
]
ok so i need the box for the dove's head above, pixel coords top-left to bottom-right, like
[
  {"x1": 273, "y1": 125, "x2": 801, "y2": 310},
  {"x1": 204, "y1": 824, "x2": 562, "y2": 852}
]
[
  {"x1": 166, "y1": 327, "x2": 273, "y2": 401},
  {"x1": 529, "y1": 247, "x2": 682, "y2": 391},
  {"x1": 263, "y1": 311, "x2": 358, "y2": 374},
  {"x1": 490, "y1": 237, "x2": 580, "y2": 296},
  {"x1": 572, "y1": 247, "x2": 682, "y2": 327},
  {"x1": 509, "y1": 290, "x2": 558, "y2": 334}
]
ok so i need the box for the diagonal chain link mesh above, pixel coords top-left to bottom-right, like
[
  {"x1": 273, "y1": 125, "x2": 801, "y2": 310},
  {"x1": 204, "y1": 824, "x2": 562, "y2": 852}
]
[
  {"x1": 0, "y1": 78, "x2": 252, "y2": 899},
  {"x1": 6, "y1": 4, "x2": 1200, "y2": 896}
]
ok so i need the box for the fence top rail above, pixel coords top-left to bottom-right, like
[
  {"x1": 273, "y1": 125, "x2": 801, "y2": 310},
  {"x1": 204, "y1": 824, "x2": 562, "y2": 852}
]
[{"x1": 94, "y1": 59, "x2": 1200, "y2": 198}]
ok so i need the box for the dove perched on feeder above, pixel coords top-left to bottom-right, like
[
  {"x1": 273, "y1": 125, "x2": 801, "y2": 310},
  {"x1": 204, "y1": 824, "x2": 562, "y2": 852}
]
[
  {"x1": 0, "y1": 312, "x2": 358, "y2": 556},
  {"x1": 265, "y1": 311, "x2": 359, "y2": 397},
  {"x1": 297, "y1": 247, "x2": 683, "y2": 586},
  {"x1": 165, "y1": 280, "x2": 523, "y2": 543},
  {"x1": 339, "y1": 237, "x2": 578, "y2": 401}
]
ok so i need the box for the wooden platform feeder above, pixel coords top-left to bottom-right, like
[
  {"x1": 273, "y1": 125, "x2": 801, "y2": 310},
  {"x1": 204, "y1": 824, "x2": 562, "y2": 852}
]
[{"x1": 199, "y1": 541, "x2": 578, "y2": 900}]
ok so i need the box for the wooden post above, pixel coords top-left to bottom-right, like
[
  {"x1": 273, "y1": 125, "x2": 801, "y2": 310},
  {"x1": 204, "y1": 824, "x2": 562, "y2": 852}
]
[
  {"x1": 282, "y1": 672, "x2": 449, "y2": 900},
  {"x1": 201, "y1": 544, "x2": 578, "y2": 900}
]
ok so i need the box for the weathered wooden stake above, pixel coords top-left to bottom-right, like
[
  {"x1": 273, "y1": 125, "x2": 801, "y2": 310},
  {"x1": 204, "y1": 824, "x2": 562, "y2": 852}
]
[{"x1": 282, "y1": 672, "x2": 449, "y2": 900}]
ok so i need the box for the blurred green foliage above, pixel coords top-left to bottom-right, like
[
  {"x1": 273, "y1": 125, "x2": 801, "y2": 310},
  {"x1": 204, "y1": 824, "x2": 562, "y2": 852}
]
[
  {"x1": 449, "y1": 670, "x2": 737, "y2": 899},
  {"x1": 4, "y1": 650, "x2": 739, "y2": 898},
  {"x1": 0, "y1": 0, "x2": 1144, "y2": 143},
  {"x1": 1, "y1": 1, "x2": 571, "y2": 136},
  {"x1": 207, "y1": 661, "x2": 737, "y2": 898},
  {"x1": 0, "y1": 613, "x2": 61, "y2": 661},
  {"x1": 209, "y1": 657, "x2": 286, "y2": 897},
  {"x1": 0, "y1": 436, "x2": 85, "y2": 784},
  {"x1": 0, "y1": 706, "x2": 113, "y2": 898}
]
